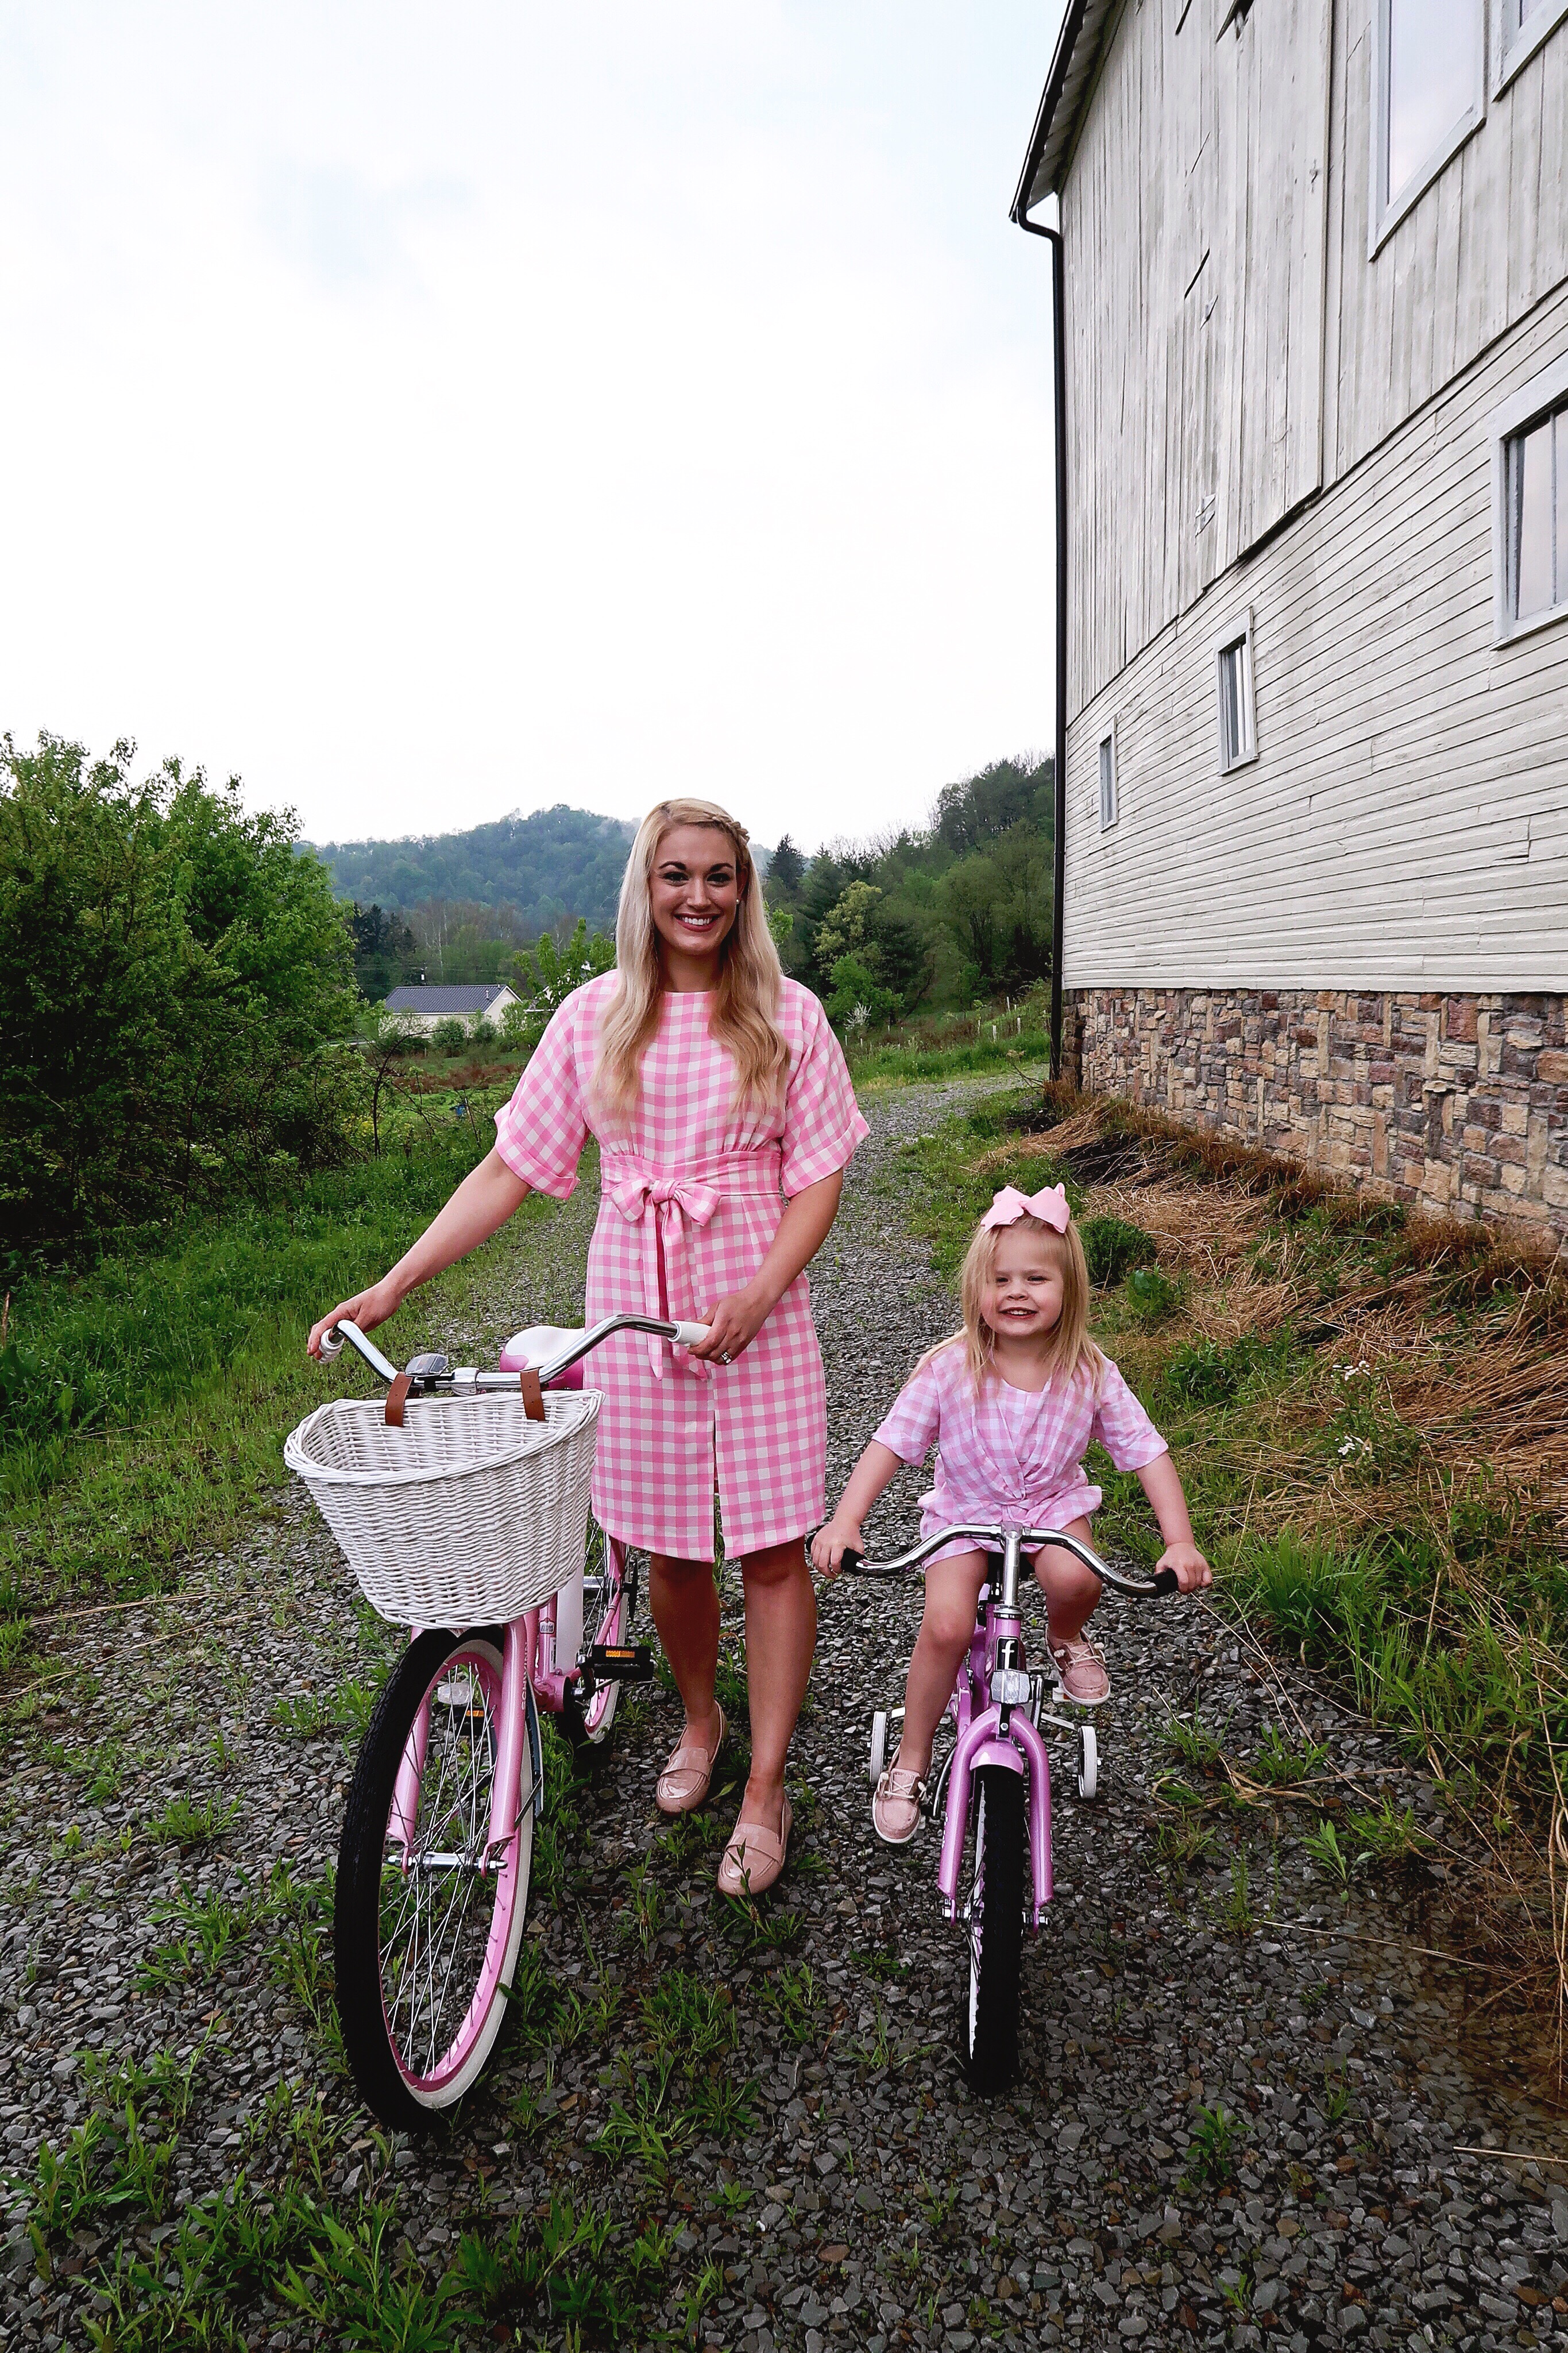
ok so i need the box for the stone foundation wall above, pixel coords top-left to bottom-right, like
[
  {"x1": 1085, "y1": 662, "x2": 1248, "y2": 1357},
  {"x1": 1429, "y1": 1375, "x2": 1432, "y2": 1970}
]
[{"x1": 1071, "y1": 988, "x2": 1568, "y2": 1232}]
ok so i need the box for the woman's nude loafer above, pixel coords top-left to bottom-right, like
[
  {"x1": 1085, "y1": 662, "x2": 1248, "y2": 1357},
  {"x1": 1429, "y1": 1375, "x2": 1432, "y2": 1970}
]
[
  {"x1": 872, "y1": 1765, "x2": 925, "y2": 1845},
  {"x1": 655, "y1": 1706, "x2": 727, "y2": 1816},
  {"x1": 716, "y1": 1797, "x2": 793, "y2": 1897}
]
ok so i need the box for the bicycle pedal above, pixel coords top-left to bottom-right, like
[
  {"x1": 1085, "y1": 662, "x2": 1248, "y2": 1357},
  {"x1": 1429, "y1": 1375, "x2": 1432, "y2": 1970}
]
[{"x1": 585, "y1": 1641, "x2": 655, "y2": 1682}]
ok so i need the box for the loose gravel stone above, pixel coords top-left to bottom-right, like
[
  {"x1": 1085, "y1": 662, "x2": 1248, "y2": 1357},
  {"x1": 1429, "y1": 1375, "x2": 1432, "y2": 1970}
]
[{"x1": 2, "y1": 1073, "x2": 1566, "y2": 2348}]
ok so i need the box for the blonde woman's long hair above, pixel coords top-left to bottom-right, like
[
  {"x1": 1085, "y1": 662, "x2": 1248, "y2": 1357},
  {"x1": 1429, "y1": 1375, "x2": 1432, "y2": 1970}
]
[
  {"x1": 929, "y1": 1212, "x2": 1103, "y2": 1394},
  {"x1": 592, "y1": 797, "x2": 790, "y2": 1128}
]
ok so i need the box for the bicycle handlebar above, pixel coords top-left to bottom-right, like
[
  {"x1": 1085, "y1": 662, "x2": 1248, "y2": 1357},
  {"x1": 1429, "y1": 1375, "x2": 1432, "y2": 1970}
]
[
  {"x1": 320, "y1": 1313, "x2": 713, "y2": 1394},
  {"x1": 836, "y1": 1523, "x2": 1179, "y2": 1600}
]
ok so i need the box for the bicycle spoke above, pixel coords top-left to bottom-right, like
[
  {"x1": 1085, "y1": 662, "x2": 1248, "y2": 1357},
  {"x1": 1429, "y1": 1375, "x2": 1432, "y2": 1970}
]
[{"x1": 375, "y1": 1646, "x2": 507, "y2": 2081}]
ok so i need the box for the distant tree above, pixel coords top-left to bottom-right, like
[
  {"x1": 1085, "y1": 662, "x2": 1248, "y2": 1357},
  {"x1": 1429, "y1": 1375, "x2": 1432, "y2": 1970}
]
[
  {"x1": 933, "y1": 757, "x2": 1053, "y2": 858},
  {"x1": 936, "y1": 826, "x2": 1053, "y2": 996},
  {"x1": 509, "y1": 917, "x2": 616, "y2": 1025},
  {"x1": 358, "y1": 1003, "x2": 424, "y2": 1153},
  {"x1": 348, "y1": 901, "x2": 419, "y2": 1000},
  {"x1": 767, "y1": 834, "x2": 806, "y2": 899},
  {"x1": 814, "y1": 881, "x2": 884, "y2": 970}
]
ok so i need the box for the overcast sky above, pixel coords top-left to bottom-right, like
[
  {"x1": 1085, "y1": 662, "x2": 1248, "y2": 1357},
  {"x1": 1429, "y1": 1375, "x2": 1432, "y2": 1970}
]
[{"x1": 1, "y1": 3, "x2": 1065, "y2": 853}]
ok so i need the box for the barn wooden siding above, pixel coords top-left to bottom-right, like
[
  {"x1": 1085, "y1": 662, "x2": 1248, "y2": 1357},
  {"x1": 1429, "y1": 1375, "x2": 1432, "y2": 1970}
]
[
  {"x1": 1063, "y1": 278, "x2": 1568, "y2": 991},
  {"x1": 1059, "y1": 1, "x2": 1568, "y2": 996},
  {"x1": 1063, "y1": 0, "x2": 1568, "y2": 720}
]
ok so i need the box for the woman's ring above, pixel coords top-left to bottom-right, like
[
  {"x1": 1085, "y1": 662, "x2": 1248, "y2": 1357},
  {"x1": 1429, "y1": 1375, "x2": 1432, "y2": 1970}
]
[{"x1": 719, "y1": 1350, "x2": 732, "y2": 1364}]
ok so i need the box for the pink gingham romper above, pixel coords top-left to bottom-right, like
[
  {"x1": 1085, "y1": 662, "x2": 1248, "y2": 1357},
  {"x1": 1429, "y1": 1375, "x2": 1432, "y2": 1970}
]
[
  {"x1": 493, "y1": 973, "x2": 868, "y2": 1562},
  {"x1": 873, "y1": 1340, "x2": 1168, "y2": 1566}
]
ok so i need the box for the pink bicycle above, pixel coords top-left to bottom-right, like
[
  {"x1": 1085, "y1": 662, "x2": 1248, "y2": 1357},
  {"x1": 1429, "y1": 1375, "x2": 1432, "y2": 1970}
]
[
  {"x1": 842, "y1": 1523, "x2": 1178, "y2": 2094},
  {"x1": 287, "y1": 1310, "x2": 707, "y2": 2132}
]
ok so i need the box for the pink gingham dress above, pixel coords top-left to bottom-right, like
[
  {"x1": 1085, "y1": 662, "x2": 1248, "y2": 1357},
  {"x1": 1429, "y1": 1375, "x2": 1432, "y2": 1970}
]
[
  {"x1": 873, "y1": 1340, "x2": 1167, "y2": 1565},
  {"x1": 493, "y1": 973, "x2": 868, "y2": 1561}
]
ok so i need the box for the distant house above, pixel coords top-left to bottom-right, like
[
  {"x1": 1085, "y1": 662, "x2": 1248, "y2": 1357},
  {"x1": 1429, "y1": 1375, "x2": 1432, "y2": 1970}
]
[
  {"x1": 382, "y1": 982, "x2": 522, "y2": 1037},
  {"x1": 1013, "y1": 0, "x2": 1567, "y2": 1232}
]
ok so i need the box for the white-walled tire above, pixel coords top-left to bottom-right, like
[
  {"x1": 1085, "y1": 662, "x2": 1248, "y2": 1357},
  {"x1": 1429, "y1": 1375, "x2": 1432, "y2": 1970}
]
[
  {"x1": 868, "y1": 1710, "x2": 890, "y2": 1787},
  {"x1": 1076, "y1": 1724, "x2": 1099, "y2": 1802}
]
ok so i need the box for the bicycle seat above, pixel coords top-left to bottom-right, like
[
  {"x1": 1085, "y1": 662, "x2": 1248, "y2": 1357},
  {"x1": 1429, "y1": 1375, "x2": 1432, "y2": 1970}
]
[{"x1": 499, "y1": 1325, "x2": 588, "y2": 1383}]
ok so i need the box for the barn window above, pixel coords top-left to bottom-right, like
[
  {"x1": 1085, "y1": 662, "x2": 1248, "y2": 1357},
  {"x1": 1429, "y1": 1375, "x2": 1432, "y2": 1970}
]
[
  {"x1": 1215, "y1": 615, "x2": 1257, "y2": 773},
  {"x1": 1490, "y1": 359, "x2": 1568, "y2": 644},
  {"x1": 1371, "y1": 0, "x2": 1483, "y2": 252},
  {"x1": 1494, "y1": 0, "x2": 1568, "y2": 94},
  {"x1": 1098, "y1": 732, "x2": 1118, "y2": 831}
]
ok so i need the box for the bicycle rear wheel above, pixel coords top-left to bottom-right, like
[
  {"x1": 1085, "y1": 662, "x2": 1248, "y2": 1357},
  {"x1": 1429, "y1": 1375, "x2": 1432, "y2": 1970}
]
[
  {"x1": 336, "y1": 1627, "x2": 538, "y2": 2132},
  {"x1": 960, "y1": 1764, "x2": 1025, "y2": 2094},
  {"x1": 562, "y1": 1521, "x2": 637, "y2": 1754}
]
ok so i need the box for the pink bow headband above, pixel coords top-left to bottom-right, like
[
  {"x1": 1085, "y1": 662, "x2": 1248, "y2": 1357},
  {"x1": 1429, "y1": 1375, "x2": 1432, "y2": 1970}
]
[{"x1": 981, "y1": 1182, "x2": 1071, "y2": 1235}]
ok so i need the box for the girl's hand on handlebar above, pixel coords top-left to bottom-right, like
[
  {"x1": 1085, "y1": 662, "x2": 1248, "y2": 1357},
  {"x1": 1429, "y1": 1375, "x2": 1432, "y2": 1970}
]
[
  {"x1": 810, "y1": 1518, "x2": 863, "y2": 1579},
  {"x1": 1157, "y1": 1541, "x2": 1211, "y2": 1593},
  {"x1": 307, "y1": 1279, "x2": 403, "y2": 1360}
]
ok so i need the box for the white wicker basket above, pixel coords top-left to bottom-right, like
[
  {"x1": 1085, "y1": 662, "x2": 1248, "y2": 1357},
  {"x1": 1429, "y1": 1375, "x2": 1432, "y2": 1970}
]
[{"x1": 284, "y1": 1389, "x2": 603, "y2": 1627}]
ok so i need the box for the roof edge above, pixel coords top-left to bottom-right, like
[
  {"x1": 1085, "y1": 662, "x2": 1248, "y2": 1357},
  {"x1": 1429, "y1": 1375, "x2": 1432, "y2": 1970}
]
[{"x1": 1011, "y1": 0, "x2": 1129, "y2": 223}]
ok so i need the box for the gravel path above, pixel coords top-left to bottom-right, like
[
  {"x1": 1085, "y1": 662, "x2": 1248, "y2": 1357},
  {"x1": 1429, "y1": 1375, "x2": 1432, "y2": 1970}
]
[{"x1": 3, "y1": 1074, "x2": 1567, "y2": 2351}]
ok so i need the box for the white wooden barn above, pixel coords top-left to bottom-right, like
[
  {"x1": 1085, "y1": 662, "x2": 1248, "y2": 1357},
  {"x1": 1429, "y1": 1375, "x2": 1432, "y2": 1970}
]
[{"x1": 1013, "y1": 0, "x2": 1568, "y2": 1230}]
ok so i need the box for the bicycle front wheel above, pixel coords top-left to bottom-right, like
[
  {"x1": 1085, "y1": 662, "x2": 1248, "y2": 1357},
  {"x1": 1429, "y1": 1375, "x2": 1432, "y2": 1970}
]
[
  {"x1": 336, "y1": 1627, "x2": 538, "y2": 2132},
  {"x1": 961, "y1": 1764, "x2": 1025, "y2": 2094}
]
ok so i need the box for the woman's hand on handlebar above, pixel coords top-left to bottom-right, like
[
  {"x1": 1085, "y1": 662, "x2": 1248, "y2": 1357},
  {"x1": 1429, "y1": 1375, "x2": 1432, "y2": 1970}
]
[
  {"x1": 1156, "y1": 1540, "x2": 1211, "y2": 1593},
  {"x1": 809, "y1": 1517, "x2": 863, "y2": 1580},
  {"x1": 688, "y1": 1280, "x2": 774, "y2": 1364},
  {"x1": 307, "y1": 1278, "x2": 404, "y2": 1361}
]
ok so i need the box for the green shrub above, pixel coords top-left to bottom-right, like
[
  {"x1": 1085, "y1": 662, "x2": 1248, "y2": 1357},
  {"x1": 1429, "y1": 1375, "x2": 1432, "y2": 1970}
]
[
  {"x1": 1, "y1": 734, "x2": 361, "y2": 1260},
  {"x1": 1161, "y1": 1332, "x2": 1288, "y2": 1405},
  {"x1": 1125, "y1": 1264, "x2": 1181, "y2": 1322},
  {"x1": 431, "y1": 1016, "x2": 469, "y2": 1055},
  {"x1": 1079, "y1": 1214, "x2": 1158, "y2": 1286}
]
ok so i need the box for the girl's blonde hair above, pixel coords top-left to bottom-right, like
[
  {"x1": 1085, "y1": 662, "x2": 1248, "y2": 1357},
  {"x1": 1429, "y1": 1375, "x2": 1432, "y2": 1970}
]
[
  {"x1": 592, "y1": 797, "x2": 790, "y2": 1127},
  {"x1": 933, "y1": 1212, "x2": 1103, "y2": 1393}
]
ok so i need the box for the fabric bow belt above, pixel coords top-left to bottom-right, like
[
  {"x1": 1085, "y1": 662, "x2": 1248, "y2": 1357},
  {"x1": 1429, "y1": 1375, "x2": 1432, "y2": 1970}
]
[{"x1": 603, "y1": 1147, "x2": 784, "y2": 1375}]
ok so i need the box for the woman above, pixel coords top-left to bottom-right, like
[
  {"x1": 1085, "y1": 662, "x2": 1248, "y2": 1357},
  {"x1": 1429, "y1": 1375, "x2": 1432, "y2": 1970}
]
[{"x1": 309, "y1": 797, "x2": 866, "y2": 1896}]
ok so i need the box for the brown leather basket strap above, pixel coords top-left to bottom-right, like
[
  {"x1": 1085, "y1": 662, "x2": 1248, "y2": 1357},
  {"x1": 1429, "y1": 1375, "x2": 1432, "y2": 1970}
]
[
  {"x1": 384, "y1": 1372, "x2": 412, "y2": 1428},
  {"x1": 520, "y1": 1367, "x2": 546, "y2": 1422}
]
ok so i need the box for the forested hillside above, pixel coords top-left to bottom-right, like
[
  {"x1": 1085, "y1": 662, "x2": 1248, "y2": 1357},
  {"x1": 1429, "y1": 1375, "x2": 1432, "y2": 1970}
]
[
  {"x1": 770, "y1": 754, "x2": 1053, "y2": 1022},
  {"x1": 311, "y1": 805, "x2": 637, "y2": 938}
]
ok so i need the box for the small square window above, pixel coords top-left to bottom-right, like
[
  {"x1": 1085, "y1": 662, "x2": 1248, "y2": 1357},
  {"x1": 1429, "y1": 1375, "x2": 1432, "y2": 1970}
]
[
  {"x1": 1098, "y1": 732, "x2": 1117, "y2": 831},
  {"x1": 1215, "y1": 618, "x2": 1256, "y2": 772},
  {"x1": 1507, "y1": 401, "x2": 1564, "y2": 626},
  {"x1": 1490, "y1": 360, "x2": 1568, "y2": 643}
]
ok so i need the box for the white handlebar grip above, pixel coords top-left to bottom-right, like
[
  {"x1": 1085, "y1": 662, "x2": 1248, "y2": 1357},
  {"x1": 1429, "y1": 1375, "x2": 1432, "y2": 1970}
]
[
  {"x1": 318, "y1": 1323, "x2": 347, "y2": 1358},
  {"x1": 671, "y1": 1321, "x2": 711, "y2": 1348}
]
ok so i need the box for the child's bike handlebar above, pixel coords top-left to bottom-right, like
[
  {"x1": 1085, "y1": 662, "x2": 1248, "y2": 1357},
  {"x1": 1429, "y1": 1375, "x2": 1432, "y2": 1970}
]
[
  {"x1": 319, "y1": 1312, "x2": 713, "y2": 1392},
  {"x1": 836, "y1": 1524, "x2": 1180, "y2": 1600}
]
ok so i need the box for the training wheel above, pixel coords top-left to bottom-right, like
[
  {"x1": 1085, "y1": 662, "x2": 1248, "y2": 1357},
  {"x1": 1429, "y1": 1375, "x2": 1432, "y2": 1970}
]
[
  {"x1": 868, "y1": 1709, "x2": 890, "y2": 1786},
  {"x1": 1076, "y1": 1724, "x2": 1099, "y2": 1802}
]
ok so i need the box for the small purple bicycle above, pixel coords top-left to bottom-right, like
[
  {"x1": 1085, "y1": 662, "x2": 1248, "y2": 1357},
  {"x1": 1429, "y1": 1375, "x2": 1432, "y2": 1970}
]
[{"x1": 842, "y1": 1524, "x2": 1178, "y2": 2094}]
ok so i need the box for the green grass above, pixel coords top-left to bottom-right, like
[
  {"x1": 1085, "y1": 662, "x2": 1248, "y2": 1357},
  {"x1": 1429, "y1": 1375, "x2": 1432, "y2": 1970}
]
[
  {"x1": 848, "y1": 1030, "x2": 1048, "y2": 1087},
  {"x1": 0, "y1": 1119, "x2": 571, "y2": 1617}
]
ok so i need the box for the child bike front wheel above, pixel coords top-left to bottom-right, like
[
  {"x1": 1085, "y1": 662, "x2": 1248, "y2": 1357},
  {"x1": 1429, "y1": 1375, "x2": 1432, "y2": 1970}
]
[
  {"x1": 961, "y1": 1764, "x2": 1025, "y2": 2094},
  {"x1": 336, "y1": 1627, "x2": 539, "y2": 2132}
]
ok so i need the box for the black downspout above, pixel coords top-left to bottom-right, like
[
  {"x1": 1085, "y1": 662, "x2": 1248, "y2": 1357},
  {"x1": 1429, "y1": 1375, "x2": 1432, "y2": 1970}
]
[{"x1": 1016, "y1": 215, "x2": 1068, "y2": 1087}]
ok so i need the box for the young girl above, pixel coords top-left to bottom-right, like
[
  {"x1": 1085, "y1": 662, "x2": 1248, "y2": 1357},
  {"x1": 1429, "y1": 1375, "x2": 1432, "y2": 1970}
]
[{"x1": 812, "y1": 1181, "x2": 1210, "y2": 1845}]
